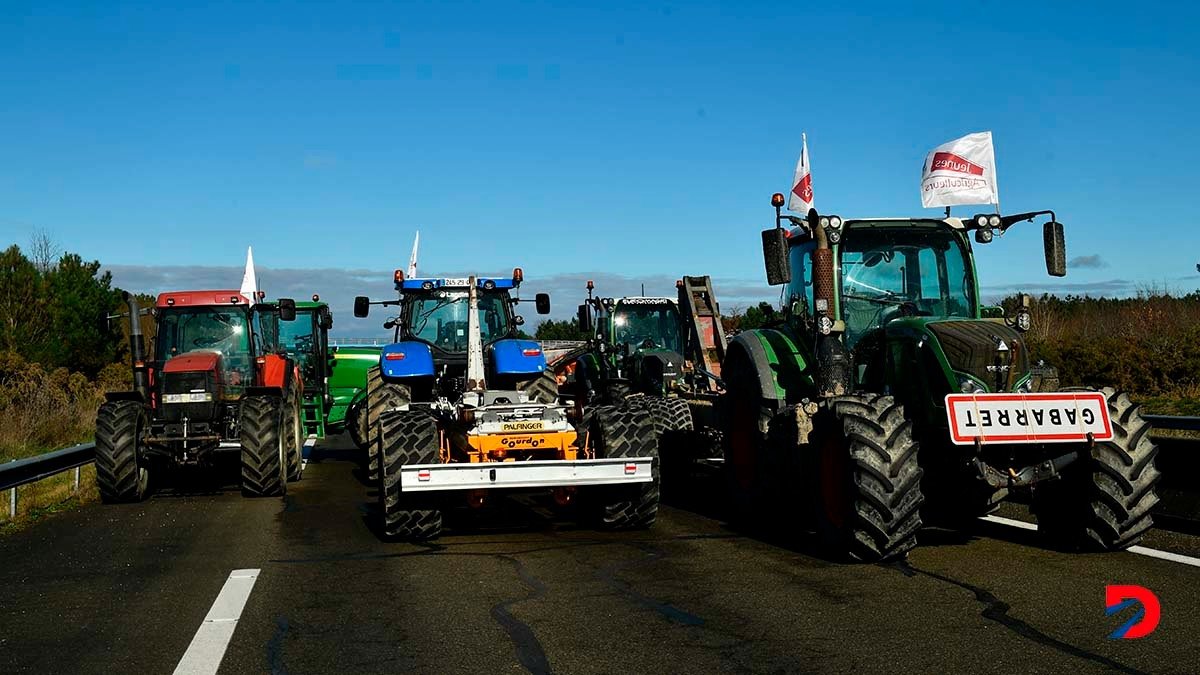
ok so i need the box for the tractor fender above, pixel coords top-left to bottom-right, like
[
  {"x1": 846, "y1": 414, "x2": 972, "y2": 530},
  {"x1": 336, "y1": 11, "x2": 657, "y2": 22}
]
[
  {"x1": 379, "y1": 342, "x2": 436, "y2": 379},
  {"x1": 726, "y1": 329, "x2": 814, "y2": 405},
  {"x1": 491, "y1": 339, "x2": 547, "y2": 376}
]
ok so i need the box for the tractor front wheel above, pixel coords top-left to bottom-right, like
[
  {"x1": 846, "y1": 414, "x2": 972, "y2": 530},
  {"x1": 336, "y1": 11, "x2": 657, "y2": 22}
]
[
  {"x1": 815, "y1": 394, "x2": 924, "y2": 562},
  {"x1": 240, "y1": 395, "x2": 287, "y2": 497},
  {"x1": 581, "y1": 405, "x2": 660, "y2": 530},
  {"x1": 378, "y1": 410, "x2": 443, "y2": 540},
  {"x1": 1033, "y1": 388, "x2": 1160, "y2": 551},
  {"x1": 95, "y1": 400, "x2": 150, "y2": 503},
  {"x1": 347, "y1": 398, "x2": 369, "y2": 450}
]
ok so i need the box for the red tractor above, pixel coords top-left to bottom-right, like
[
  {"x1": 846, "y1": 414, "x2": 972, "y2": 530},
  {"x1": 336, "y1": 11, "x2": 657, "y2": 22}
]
[{"x1": 96, "y1": 290, "x2": 305, "y2": 501}]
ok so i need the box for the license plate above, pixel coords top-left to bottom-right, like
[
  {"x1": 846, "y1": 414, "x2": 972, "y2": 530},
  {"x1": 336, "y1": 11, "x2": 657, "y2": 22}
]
[
  {"x1": 501, "y1": 421, "x2": 545, "y2": 433},
  {"x1": 162, "y1": 392, "x2": 213, "y2": 404},
  {"x1": 441, "y1": 277, "x2": 471, "y2": 287},
  {"x1": 944, "y1": 392, "x2": 1112, "y2": 445}
]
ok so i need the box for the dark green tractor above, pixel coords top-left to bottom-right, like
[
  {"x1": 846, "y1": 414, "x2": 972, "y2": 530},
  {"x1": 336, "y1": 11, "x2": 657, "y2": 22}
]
[{"x1": 721, "y1": 193, "x2": 1159, "y2": 562}]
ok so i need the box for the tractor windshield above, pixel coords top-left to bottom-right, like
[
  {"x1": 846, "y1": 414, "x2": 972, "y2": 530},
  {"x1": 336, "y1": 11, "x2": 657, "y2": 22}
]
[
  {"x1": 839, "y1": 225, "x2": 974, "y2": 347},
  {"x1": 277, "y1": 310, "x2": 317, "y2": 356},
  {"x1": 155, "y1": 307, "x2": 254, "y2": 387},
  {"x1": 612, "y1": 302, "x2": 682, "y2": 352},
  {"x1": 405, "y1": 291, "x2": 511, "y2": 352}
]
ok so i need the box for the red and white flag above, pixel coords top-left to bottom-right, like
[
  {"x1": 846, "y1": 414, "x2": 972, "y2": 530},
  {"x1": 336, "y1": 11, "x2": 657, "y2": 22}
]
[
  {"x1": 921, "y1": 131, "x2": 999, "y2": 208},
  {"x1": 788, "y1": 133, "x2": 814, "y2": 213}
]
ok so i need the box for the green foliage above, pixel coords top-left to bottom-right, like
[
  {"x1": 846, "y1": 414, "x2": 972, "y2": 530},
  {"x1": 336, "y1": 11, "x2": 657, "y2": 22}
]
[
  {"x1": 535, "y1": 318, "x2": 588, "y2": 341},
  {"x1": 722, "y1": 302, "x2": 776, "y2": 333},
  {"x1": 0, "y1": 245, "x2": 123, "y2": 376}
]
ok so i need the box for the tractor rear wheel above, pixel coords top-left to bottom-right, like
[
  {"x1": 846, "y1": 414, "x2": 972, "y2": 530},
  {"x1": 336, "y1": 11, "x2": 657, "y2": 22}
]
[
  {"x1": 240, "y1": 395, "x2": 287, "y2": 497},
  {"x1": 378, "y1": 410, "x2": 443, "y2": 540},
  {"x1": 815, "y1": 394, "x2": 924, "y2": 562},
  {"x1": 347, "y1": 399, "x2": 369, "y2": 450},
  {"x1": 581, "y1": 405, "x2": 660, "y2": 530},
  {"x1": 95, "y1": 400, "x2": 150, "y2": 503},
  {"x1": 721, "y1": 349, "x2": 780, "y2": 522},
  {"x1": 285, "y1": 397, "x2": 303, "y2": 482},
  {"x1": 518, "y1": 369, "x2": 560, "y2": 404},
  {"x1": 1033, "y1": 388, "x2": 1160, "y2": 551},
  {"x1": 627, "y1": 396, "x2": 694, "y2": 436},
  {"x1": 366, "y1": 365, "x2": 411, "y2": 481}
]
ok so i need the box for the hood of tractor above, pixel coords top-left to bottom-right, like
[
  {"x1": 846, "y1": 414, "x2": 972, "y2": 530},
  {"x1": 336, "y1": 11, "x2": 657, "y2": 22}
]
[
  {"x1": 162, "y1": 350, "x2": 223, "y2": 374},
  {"x1": 892, "y1": 318, "x2": 1029, "y2": 393}
]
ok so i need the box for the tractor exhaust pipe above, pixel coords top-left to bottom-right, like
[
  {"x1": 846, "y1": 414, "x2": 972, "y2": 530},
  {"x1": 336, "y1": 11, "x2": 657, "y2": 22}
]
[
  {"x1": 123, "y1": 291, "x2": 149, "y2": 400},
  {"x1": 807, "y1": 210, "x2": 851, "y2": 398}
]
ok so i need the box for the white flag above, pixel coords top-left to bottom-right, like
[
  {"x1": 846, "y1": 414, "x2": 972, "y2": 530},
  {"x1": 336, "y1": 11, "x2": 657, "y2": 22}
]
[
  {"x1": 240, "y1": 246, "x2": 258, "y2": 302},
  {"x1": 921, "y1": 131, "x2": 999, "y2": 208},
  {"x1": 787, "y1": 133, "x2": 814, "y2": 213},
  {"x1": 407, "y1": 231, "x2": 420, "y2": 278}
]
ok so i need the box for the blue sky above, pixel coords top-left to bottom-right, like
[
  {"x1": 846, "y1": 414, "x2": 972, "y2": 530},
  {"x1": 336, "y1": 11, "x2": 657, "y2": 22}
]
[{"x1": 2, "y1": 1, "x2": 1199, "y2": 332}]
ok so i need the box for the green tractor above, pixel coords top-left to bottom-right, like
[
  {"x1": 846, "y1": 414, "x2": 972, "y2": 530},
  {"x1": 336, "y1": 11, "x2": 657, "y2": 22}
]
[
  {"x1": 570, "y1": 278, "x2": 729, "y2": 465},
  {"x1": 722, "y1": 193, "x2": 1159, "y2": 562},
  {"x1": 273, "y1": 296, "x2": 377, "y2": 445}
]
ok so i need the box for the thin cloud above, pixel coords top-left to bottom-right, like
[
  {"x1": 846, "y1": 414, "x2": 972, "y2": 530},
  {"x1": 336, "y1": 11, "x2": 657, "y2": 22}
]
[
  {"x1": 1067, "y1": 254, "x2": 1108, "y2": 269},
  {"x1": 102, "y1": 265, "x2": 775, "y2": 338}
]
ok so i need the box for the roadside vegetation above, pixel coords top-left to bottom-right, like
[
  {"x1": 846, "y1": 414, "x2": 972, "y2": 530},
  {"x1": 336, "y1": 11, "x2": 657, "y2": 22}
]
[{"x1": 1, "y1": 239, "x2": 126, "y2": 527}]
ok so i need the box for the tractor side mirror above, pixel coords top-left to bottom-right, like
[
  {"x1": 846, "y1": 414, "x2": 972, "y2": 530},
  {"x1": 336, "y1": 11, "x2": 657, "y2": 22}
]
[
  {"x1": 278, "y1": 298, "x2": 297, "y2": 322},
  {"x1": 1043, "y1": 221, "x2": 1066, "y2": 277},
  {"x1": 353, "y1": 296, "x2": 370, "y2": 318},
  {"x1": 577, "y1": 304, "x2": 592, "y2": 332},
  {"x1": 383, "y1": 319, "x2": 396, "y2": 330},
  {"x1": 761, "y1": 228, "x2": 791, "y2": 285},
  {"x1": 535, "y1": 293, "x2": 551, "y2": 315}
]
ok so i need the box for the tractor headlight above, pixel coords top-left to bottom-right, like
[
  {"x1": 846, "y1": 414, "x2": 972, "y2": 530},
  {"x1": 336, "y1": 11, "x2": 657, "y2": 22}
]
[
  {"x1": 974, "y1": 214, "x2": 989, "y2": 228},
  {"x1": 988, "y1": 214, "x2": 1002, "y2": 228},
  {"x1": 829, "y1": 215, "x2": 843, "y2": 229},
  {"x1": 817, "y1": 315, "x2": 834, "y2": 335},
  {"x1": 819, "y1": 216, "x2": 830, "y2": 229},
  {"x1": 959, "y1": 376, "x2": 985, "y2": 394},
  {"x1": 974, "y1": 227, "x2": 994, "y2": 244},
  {"x1": 1016, "y1": 310, "x2": 1031, "y2": 332},
  {"x1": 827, "y1": 229, "x2": 841, "y2": 244}
]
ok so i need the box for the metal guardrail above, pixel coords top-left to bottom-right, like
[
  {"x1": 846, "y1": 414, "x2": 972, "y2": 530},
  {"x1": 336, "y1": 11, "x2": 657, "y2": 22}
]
[
  {"x1": 1143, "y1": 415, "x2": 1200, "y2": 432},
  {"x1": 1, "y1": 442, "x2": 95, "y2": 519}
]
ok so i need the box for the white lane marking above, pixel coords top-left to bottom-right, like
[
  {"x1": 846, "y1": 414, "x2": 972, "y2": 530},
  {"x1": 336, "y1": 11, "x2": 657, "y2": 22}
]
[
  {"x1": 173, "y1": 569, "x2": 261, "y2": 675},
  {"x1": 982, "y1": 515, "x2": 1200, "y2": 569}
]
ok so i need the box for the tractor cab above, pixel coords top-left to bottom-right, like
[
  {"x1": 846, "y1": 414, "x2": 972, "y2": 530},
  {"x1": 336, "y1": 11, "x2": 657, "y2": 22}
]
[
  {"x1": 355, "y1": 268, "x2": 551, "y2": 400},
  {"x1": 276, "y1": 297, "x2": 335, "y2": 436}
]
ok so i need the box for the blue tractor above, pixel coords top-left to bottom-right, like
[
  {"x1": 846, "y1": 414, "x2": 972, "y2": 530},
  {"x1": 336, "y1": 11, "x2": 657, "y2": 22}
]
[{"x1": 354, "y1": 269, "x2": 658, "y2": 539}]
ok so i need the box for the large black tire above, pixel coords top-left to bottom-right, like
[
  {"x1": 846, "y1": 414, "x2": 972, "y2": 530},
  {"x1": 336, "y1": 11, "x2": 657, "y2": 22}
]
[
  {"x1": 1033, "y1": 388, "x2": 1160, "y2": 551},
  {"x1": 378, "y1": 410, "x2": 443, "y2": 540},
  {"x1": 346, "y1": 398, "x2": 369, "y2": 450},
  {"x1": 366, "y1": 365, "x2": 412, "y2": 481},
  {"x1": 240, "y1": 395, "x2": 287, "y2": 497},
  {"x1": 285, "y1": 397, "x2": 303, "y2": 482},
  {"x1": 95, "y1": 400, "x2": 150, "y2": 503},
  {"x1": 627, "y1": 396, "x2": 694, "y2": 436},
  {"x1": 518, "y1": 368, "x2": 560, "y2": 404},
  {"x1": 815, "y1": 394, "x2": 924, "y2": 562},
  {"x1": 582, "y1": 405, "x2": 660, "y2": 530}
]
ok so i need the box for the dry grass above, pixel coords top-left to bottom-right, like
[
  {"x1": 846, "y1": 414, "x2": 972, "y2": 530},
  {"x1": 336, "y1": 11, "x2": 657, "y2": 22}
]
[
  {"x1": 1018, "y1": 291, "x2": 1200, "y2": 414},
  {"x1": 0, "y1": 351, "x2": 122, "y2": 529}
]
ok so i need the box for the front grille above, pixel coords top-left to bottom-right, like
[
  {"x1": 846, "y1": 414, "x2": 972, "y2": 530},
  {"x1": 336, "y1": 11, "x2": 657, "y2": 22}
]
[
  {"x1": 159, "y1": 371, "x2": 219, "y2": 422},
  {"x1": 927, "y1": 320, "x2": 1028, "y2": 392}
]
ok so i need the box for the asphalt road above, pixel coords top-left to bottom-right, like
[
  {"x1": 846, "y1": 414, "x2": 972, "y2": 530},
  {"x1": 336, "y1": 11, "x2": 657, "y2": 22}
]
[{"x1": 2, "y1": 433, "x2": 1198, "y2": 674}]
